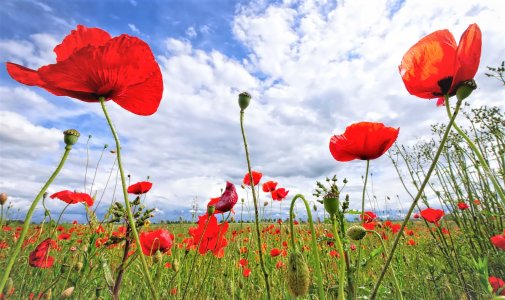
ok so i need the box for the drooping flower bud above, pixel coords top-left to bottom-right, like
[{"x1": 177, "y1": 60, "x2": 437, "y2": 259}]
[
  {"x1": 153, "y1": 250, "x2": 163, "y2": 263},
  {"x1": 172, "y1": 259, "x2": 180, "y2": 272},
  {"x1": 238, "y1": 91, "x2": 251, "y2": 111},
  {"x1": 0, "y1": 193, "x2": 7, "y2": 205},
  {"x1": 63, "y1": 129, "x2": 80, "y2": 148},
  {"x1": 456, "y1": 79, "x2": 477, "y2": 101},
  {"x1": 346, "y1": 225, "x2": 367, "y2": 241},
  {"x1": 287, "y1": 251, "x2": 310, "y2": 297}
]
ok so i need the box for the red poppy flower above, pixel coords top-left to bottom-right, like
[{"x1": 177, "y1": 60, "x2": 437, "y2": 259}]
[
  {"x1": 473, "y1": 199, "x2": 481, "y2": 205},
  {"x1": 6, "y1": 25, "x2": 163, "y2": 116},
  {"x1": 188, "y1": 214, "x2": 229, "y2": 257},
  {"x1": 420, "y1": 208, "x2": 445, "y2": 226},
  {"x1": 29, "y1": 238, "x2": 55, "y2": 268},
  {"x1": 50, "y1": 190, "x2": 94, "y2": 206},
  {"x1": 413, "y1": 213, "x2": 420, "y2": 219},
  {"x1": 262, "y1": 181, "x2": 278, "y2": 192},
  {"x1": 214, "y1": 181, "x2": 238, "y2": 213},
  {"x1": 243, "y1": 268, "x2": 251, "y2": 278},
  {"x1": 243, "y1": 171, "x2": 263, "y2": 186},
  {"x1": 489, "y1": 276, "x2": 505, "y2": 295},
  {"x1": 407, "y1": 239, "x2": 416, "y2": 246},
  {"x1": 271, "y1": 188, "x2": 289, "y2": 201},
  {"x1": 139, "y1": 228, "x2": 174, "y2": 256},
  {"x1": 238, "y1": 258, "x2": 248, "y2": 268},
  {"x1": 360, "y1": 211, "x2": 377, "y2": 224},
  {"x1": 270, "y1": 248, "x2": 281, "y2": 257},
  {"x1": 457, "y1": 202, "x2": 469, "y2": 210},
  {"x1": 399, "y1": 23, "x2": 481, "y2": 101},
  {"x1": 58, "y1": 233, "x2": 71, "y2": 241},
  {"x1": 127, "y1": 181, "x2": 153, "y2": 194},
  {"x1": 329, "y1": 122, "x2": 399, "y2": 162},
  {"x1": 490, "y1": 232, "x2": 505, "y2": 250}
]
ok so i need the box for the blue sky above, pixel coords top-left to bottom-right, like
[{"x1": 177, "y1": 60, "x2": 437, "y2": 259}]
[{"x1": 0, "y1": 0, "x2": 503, "y2": 223}]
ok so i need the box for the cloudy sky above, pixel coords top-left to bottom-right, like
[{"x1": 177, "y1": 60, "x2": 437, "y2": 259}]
[{"x1": 0, "y1": 0, "x2": 503, "y2": 223}]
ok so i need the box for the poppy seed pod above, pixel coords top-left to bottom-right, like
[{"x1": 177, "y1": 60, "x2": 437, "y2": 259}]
[
  {"x1": 0, "y1": 193, "x2": 7, "y2": 205},
  {"x1": 323, "y1": 193, "x2": 339, "y2": 216},
  {"x1": 287, "y1": 251, "x2": 310, "y2": 297},
  {"x1": 238, "y1": 91, "x2": 251, "y2": 111},
  {"x1": 347, "y1": 225, "x2": 367, "y2": 241},
  {"x1": 207, "y1": 205, "x2": 216, "y2": 216},
  {"x1": 456, "y1": 79, "x2": 477, "y2": 101},
  {"x1": 63, "y1": 129, "x2": 80, "y2": 148}
]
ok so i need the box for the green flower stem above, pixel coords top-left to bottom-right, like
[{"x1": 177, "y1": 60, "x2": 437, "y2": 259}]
[
  {"x1": 355, "y1": 159, "x2": 370, "y2": 298},
  {"x1": 99, "y1": 98, "x2": 158, "y2": 300},
  {"x1": 330, "y1": 214, "x2": 346, "y2": 300},
  {"x1": 289, "y1": 194, "x2": 325, "y2": 300},
  {"x1": 367, "y1": 230, "x2": 403, "y2": 300},
  {"x1": 240, "y1": 110, "x2": 272, "y2": 300},
  {"x1": 0, "y1": 146, "x2": 72, "y2": 293},
  {"x1": 370, "y1": 95, "x2": 463, "y2": 299},
  {"x1": 445, "y1": 101, "x2": 505, "y2": 207}
]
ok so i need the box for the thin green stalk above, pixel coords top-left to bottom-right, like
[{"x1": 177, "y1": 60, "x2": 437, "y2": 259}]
[
  {"x1": 330, "y1": 214, "x2": 346, "y2": 300},
  {"x1": 370, "y1": 95, "x2": 463, "y2": 299},
  {"x1": 367, "y1": 230, "x2": 403, "y2": 300},
  {"x1": 0, "y1": 146, "x2": 72, "y2": 292},
  {"x1": 289, "y1": 194, "x2": 325, "y2": 300},
  {"x1": 240, "y1": 109, "x2": 272, "y2": 300},
  {"x1": 445, "y1": 102, "x2": 505, "y2": 207},
  {"x1": 99, "y1": 98, "x2": 158, "y2": 300},
  {"x1": 355, "y1": 159, "x2": 370, "y2": 298}
]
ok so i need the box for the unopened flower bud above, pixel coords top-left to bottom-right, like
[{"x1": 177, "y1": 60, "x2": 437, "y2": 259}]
[
  {"x1": 238, "y1": 91, "x2": 251, "y2": 111},
  {"x1": 172, "y1": 259, "x2": 180, "y2": 272},
  {"x1": 75, "y1": 262, "x2": 83, "y2": 272},
  {"x1": 0, "y1": 193, "x2": 7, "y2": 205},
  {"x1": 61, "y1": 287, "x2": 75, "y2": 298},
  {"x1": 263, "y1": 201, "x2": 269, "y2": 207},
  {"x1": 456, "y1": 79, "x2": 477, "y2": 101},
  {"x1": 153, "y1": 250, "x2": 163, "y2": 263},
  {"x1": 63, "y1": 129, "x2": 80, "y2": 148},
  {"x1": 287, "y1": 251, "x2": 310, "y2": 297},
  {"x1": 42, "y1": 288, "x2": 52, "y2": 299},
  {"x1": 207, "y1": 205, "x2": 215, "y2": 216},
  {"x1": 323, "y1": 193, "x2": 339, "y2": 215},
  {"x1": 347, "y1": 225, "x2": 367, "y2": 241}
]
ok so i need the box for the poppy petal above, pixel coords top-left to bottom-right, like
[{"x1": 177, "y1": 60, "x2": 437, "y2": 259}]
[
  {"x1": 451, "y1": 24, "x2": 482, "y2": 91},
  {"x1": 6, "y1": 63, "x2": 44, "y2": 86},
  {"x1": 399, "y1": 30, "x2": 457, "y2": 98},
  {"x1": 54, "y1": 25, "x2": 111, "y2": 62}
]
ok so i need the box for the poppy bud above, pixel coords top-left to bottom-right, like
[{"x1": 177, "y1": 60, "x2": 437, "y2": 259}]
[
  {"x1": 456, "y1": 79, "x2": 477, "y2": 101},
  {"x1": 60, "y1": 287, "x2": 75, "y2": 298},
  {"x1": 263, "y1": 201, "x2": 269, "y2": 207},
  {"x1": 172, "y1": 259, "x2": 180, "y2": 272},
  {"x1": 347, "y1": 225, "x2": 367, "y2": 241},
  {"x1": 313, "y1": 204, "x2": 317, "y2": 211},
  {"x1": 238, "y1": 91, "x2": 251, "y2": 111},
  {"x1": 207, "y1": 205, "x2": 215, "y2": 216},
  {"x1": 153, "y1": 250, "x2": 163, "y2": 263},
  {"x1": 287, "y1": 251, "x2": 310, "y2": 297},
  {"x1": 63, "y1": 129, "x2": 80, "y2": 148},
  {"x1": 0, "y1": 193, "x2": 7, "y2": 205},
  {"x1": 323, "y1": 193, "x2": 339, "y2": 215},
  {"x1": 75, "y1": 262, "x2": 83, "y2": 272}
]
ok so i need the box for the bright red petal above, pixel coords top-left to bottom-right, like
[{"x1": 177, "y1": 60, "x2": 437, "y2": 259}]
[
  {"x1": 451, "y1": 23, "x2": 482, "y2": 92},
  {"x1": 399, "y1": 30, "x2": 457, "y2": 98},
  {"x1": 54, "y1": 25, "x2": 111, "y2": 62},
  {"x1": 329, "y1": 135, "x2": 357, "y2": 162},
  {"x1": 6, "y1": 63, "x2": 45, "y2": 86}
]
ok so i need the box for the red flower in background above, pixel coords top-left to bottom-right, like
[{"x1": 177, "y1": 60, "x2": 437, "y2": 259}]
[
  {"x1": 215, "y1": 182, "x2": 238, "y2": 213},
  {"x1": 139, "y1": 229, "x2": 174, "y2": 256},
  {"x1": 489, "y1": 276, "x2": 505, "y2": 296},
  {"x1": 360, "y1": 211, "x2": 377, "y2": 223},
  {"x1": 127, "y1": 181, "x2": 153, "y2": 194},
  {"x1": 6, "y1": 25, "x2": 163, "y2": 115},
  {"x1": 50, "y1": 190, "x2": 94, "y2": 206},
  {"x1": 457, "y1": 202, "x2": 469, "y2": 210},
  {"x1": 329, "y1": 122, "x2": 399, "y2": 162},
  {"x1": 188, "y1": 214, "x2": 229, "y2": 258},
  {"x1": 421, "y1": 208, "x2": 445, "y2": 226},
  {"x1": 262, "y1": 181, "x2": 278, "y2": 192},
  {"x1": 29, "y1": 238, "x2": 55, "y2": 268},
  {"x1": 399, "y1": 24, "x2": 481, "y2": 102},
  {"x1": 270, "y1": 248, "x2": 281, "y2": 257},
  {"x1": 271, "y1": 188, "x2": 289, "y2": 201},
  {"x1": 243, "y1": 171, "x2": 262, "y2": 186},
  {"x1": 490, "y1": 231, "x2": 505, "y2": 250}
]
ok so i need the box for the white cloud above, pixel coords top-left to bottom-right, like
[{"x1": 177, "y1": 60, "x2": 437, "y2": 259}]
[
  {"x1": 186, "y1": 26, "x2": 197, "y2": 38},
  {"x1": 128, "y1": 23, "x2": 141, "y2": 34}
]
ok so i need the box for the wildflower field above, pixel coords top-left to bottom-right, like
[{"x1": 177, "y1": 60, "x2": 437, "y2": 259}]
[{"x1": 0, "y1": 2, "x2": 504, "y2": 300}]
